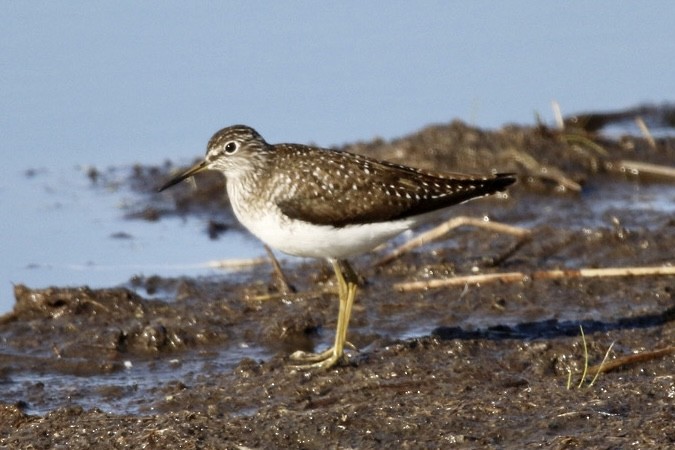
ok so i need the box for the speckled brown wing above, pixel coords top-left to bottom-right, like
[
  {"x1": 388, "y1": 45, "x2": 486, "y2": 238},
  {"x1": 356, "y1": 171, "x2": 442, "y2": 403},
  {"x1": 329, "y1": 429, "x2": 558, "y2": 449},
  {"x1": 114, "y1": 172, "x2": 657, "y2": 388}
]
[{"x1": 273, "y1": 147, "x2": 515, "y2": 227}]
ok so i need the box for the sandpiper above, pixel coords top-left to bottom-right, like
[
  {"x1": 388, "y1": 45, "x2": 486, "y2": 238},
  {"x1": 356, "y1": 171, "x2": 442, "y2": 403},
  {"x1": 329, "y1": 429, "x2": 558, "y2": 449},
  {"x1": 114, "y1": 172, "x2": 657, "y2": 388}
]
[{"x1": 159, "y1": 125, "x2": 515, "y2": 369}]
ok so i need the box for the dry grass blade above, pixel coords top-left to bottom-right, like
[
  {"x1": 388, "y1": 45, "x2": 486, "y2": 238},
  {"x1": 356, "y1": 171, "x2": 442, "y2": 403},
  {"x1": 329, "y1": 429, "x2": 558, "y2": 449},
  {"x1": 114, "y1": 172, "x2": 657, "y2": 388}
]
[
  {"x1": 566, "y1": 326, "x2": 615, "y2": 389},
  {"x1": 588, "y1": 341, "x2": 615, "y2": 387},
  {"x1": 577, "y1": 325, "x2": 589, "y2": 389}
]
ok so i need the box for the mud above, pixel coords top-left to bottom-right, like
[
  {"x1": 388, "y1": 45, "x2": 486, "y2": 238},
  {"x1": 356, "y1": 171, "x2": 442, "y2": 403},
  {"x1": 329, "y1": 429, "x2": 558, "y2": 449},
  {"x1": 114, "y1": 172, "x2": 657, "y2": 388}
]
[{"x1": 1, "y1": 116, "x2": 674, "y2": 448}]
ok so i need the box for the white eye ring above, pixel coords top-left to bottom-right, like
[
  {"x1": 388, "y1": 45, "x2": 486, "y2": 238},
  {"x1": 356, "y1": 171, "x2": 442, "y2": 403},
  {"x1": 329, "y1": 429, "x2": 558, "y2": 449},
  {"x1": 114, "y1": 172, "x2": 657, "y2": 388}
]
[{"x1": 224, "y1": 141, "x2": 239, "y2": 154}]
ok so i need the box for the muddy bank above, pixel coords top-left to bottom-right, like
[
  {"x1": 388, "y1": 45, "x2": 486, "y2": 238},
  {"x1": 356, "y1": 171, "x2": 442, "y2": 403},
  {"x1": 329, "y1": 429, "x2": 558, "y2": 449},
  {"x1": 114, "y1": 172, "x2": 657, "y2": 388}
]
[{"x1": 1, "y1": 116, "x2": 674, "y2": 448}]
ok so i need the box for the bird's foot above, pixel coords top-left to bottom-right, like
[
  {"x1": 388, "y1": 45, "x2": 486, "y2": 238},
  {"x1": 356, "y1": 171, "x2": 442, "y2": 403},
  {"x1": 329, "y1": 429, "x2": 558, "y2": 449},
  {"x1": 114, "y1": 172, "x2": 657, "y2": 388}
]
[{"x1": 289, "y1": 342, "x2": 358, "y2": 369}]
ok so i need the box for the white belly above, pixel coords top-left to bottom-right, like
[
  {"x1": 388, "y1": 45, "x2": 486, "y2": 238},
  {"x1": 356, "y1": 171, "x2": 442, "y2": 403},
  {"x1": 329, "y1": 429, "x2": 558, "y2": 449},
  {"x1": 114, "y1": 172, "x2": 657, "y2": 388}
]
[{"x1": 231, "y1": 204, "x2": 414, "y2": 259}]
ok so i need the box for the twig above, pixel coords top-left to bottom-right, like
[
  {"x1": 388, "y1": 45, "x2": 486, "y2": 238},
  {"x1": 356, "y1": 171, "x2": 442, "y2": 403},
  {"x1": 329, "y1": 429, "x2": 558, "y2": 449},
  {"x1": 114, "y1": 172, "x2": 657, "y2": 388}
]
[
  {"x1": 635, "y1": 116, "x2": 657, "y2": 149},
  {"x1": 394, "y1": 265, "x2": 675, "y2": 292},
  {"x1": 247, "y1": 287, "x2": 334, "y2": 302},
  {"x1": 375, "y1": 216, "x2": 530, "y2": 266},
  {"x1": 587, "y1": 346, "x2": 675, "y2": 376},
  {"x1": 610, "y1": 159, "x2": 675, "y2": 181},
  {"x1": 489, "y1": 234, "x2": 533, "y2": 267},
  {"x1": 552, "y1": 100, "x2": 564, "y2": 130},
  {"x1": 206, "y1": 257, "x2": 269, "y2": 270},
  {"x1": 395, "y1": 272, "x2": 525, "y2": 291},
  {"x1": 505, "y1": 149, "x2": 582, "y2": 192}
]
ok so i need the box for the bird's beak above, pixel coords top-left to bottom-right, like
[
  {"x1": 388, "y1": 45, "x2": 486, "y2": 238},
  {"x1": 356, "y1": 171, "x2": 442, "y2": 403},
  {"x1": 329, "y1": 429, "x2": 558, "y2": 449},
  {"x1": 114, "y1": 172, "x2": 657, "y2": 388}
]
[{"x1": 157, "y1": 159, "x2": 209, "y2": 192}]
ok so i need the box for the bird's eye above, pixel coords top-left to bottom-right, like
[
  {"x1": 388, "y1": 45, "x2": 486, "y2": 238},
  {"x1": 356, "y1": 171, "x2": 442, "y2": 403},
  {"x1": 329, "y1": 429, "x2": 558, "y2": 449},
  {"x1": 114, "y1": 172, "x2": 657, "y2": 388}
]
[{"x1": 224, "y1": 141, "x2": 239, "y2": 154}]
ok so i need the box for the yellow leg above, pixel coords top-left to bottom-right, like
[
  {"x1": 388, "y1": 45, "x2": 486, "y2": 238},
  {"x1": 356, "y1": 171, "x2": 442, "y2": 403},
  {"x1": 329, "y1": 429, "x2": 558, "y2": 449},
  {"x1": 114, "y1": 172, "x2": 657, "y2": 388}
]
[{"x1": 290, "y1": 259, "x2": 358, "y2": 369}]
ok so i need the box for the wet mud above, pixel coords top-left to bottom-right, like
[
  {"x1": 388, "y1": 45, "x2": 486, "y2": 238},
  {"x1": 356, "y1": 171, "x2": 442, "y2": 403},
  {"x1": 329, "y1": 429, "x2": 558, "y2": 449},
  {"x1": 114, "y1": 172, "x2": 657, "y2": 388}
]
[{"x1": 2, "y1": 115, "x2": 674, "y2": 448}]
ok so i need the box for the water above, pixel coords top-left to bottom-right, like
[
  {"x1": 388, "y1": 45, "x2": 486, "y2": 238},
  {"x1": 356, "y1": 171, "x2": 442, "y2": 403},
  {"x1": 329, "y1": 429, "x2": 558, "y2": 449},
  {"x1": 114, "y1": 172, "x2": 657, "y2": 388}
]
[
  {"x1": 0, "y1": 166, "x2": 264, "y2": 314},
  {"x1": 4, "y1": 345, "x2": 272, "y2": 416}
]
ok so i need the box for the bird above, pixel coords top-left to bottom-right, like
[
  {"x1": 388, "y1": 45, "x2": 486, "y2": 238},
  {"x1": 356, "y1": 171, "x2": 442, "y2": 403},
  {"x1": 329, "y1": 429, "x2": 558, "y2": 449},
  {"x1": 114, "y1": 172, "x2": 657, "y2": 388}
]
[{"x1": 158, "y1": 125, "x2": 515, "y2": 369}]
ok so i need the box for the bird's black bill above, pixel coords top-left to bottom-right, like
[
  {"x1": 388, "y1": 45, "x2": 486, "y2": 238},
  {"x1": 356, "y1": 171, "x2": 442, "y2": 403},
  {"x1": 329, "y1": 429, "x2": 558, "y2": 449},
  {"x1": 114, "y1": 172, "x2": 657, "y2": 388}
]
[{"x1": 157, "y1": 160, "x2": 209, "y2": 192}]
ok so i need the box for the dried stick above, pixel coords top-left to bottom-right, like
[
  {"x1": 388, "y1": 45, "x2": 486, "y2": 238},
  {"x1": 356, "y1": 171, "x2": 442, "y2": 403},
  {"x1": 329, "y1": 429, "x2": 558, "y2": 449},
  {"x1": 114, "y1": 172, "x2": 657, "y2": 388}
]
[
  {"x1": 635, "y1": 116, "x2": 657, "y2": 149},
  {"x1": 612, "y1": 159, "x2": 675, "y2": 181},
  {"x1": 588, "y1": 346, "x2": 675, "y2": 376},
  {"x1": 552, "y1": 100, "x2": 564, "y2": 130},
  {"x1": 505, "y1": 149, "x2": 582, "y2": 192},
  {"x1": 206, "y1": 257, "x2": 268, "y2": 270},
  {"x1": 375, "y1": 216, "x2": 530, "y2": 266},
  {"x1": 248, "y1": 287, "x2": 334, "y2": 302},
  {"x1": 395, "y1": 265, "x2": 675, "y2": 292}
]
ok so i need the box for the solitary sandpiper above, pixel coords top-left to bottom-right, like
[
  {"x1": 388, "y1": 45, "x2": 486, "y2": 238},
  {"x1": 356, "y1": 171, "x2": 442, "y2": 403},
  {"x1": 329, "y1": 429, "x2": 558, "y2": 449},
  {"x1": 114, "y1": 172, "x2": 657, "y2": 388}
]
[{"x1": 159, "y1": 125, "x2": 515, "y2": 369}]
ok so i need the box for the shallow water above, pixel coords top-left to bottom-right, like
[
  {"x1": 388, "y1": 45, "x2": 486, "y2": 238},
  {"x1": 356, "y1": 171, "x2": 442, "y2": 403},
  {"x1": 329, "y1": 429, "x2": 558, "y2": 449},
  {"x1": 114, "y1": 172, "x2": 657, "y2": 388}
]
[
  {"x1": 3, "y1": 345, "x2": 272, "y2": 416},
  {"x1": 0, "y1": 166, "x2": 263, "y2": 315}
]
